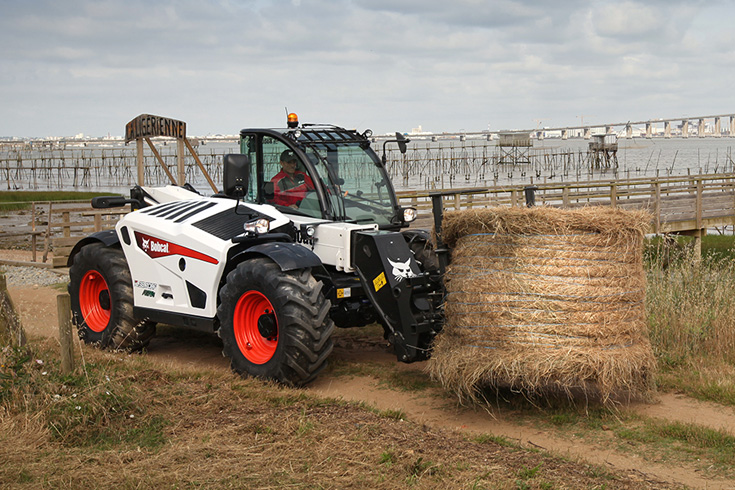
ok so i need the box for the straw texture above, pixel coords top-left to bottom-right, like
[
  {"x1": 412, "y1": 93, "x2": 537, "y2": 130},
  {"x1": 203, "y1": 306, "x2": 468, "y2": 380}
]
[{"x1": 427, "y1": 206, "x2": 655, "y2": 403}]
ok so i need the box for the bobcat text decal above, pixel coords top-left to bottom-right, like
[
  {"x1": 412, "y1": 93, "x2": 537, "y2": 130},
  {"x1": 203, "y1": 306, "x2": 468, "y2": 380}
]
[{"x1": 134, "y1": 232, "x2": 219, "y2": 264}]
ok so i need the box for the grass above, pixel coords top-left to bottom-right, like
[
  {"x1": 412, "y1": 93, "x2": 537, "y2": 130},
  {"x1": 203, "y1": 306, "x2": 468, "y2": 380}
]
[
  {"x1": 4, "y1": 228, "x2": 735, "y2": 487},
  {"x1": 527, "y1": 405, "x2": 735, "y2": 478},
  {"x1": 0, "y1": 190, "x2": 119, "y2": 211},
  {"x1": 645, "y1": 234, "x2": 735, "y2": 406},
  {"x1": 321, "y1": 232, "x2": 735, "y2": 480},
  {"x1": 0, "y1": 339, "x2": 657, "y2": 490}
]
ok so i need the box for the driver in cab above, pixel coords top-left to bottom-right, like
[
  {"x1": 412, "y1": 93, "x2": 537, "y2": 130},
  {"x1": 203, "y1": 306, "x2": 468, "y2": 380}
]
[{"x1": 271, "y1": 150, "x2": 314, "y2": 209}]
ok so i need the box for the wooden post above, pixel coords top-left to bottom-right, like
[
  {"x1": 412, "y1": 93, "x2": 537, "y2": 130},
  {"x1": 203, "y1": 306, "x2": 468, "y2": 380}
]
[
  {"x1": 62, "y1": 211, "x2": 70, "y2": 238},
  {"x1": 696, "y1": 180, "x2": 703, "y2": 230},
  {"x1": 693, "y1": 229, "x2": 703, "y2": 261},
  {"x1": 654, "y1": 182, "x2": 661, "y2": 234},
  {"x1": 610, "y1": 184, "x2": 617, "y2": 208},
  {"x1": 694, "y1": 180, "x2": 704, "y2": 259},
  {"x1": 176, "y1": 138, "x2": 185, "y2": 186},
  {"x1": 43, "y1": 201, "x2": 52, "y2": 263},
  {"x1": 136, "y1": 138, "x2": 145, "y2": 185},
  {"x1": 562, "y1": 187, "x2": 570, "y2": 207},
  {"x1": 184, "y1": 138, "x2": 218, "y2": 193},
  {"x1": 0, "y1": 273, "x2": 26, "y2": 347},
  {"x1": 57, "y1": 293, "x2": 74, "y2": 374},
  {"x1": 144, "y1": 137, "x2": 177, "y2": 185},
  {"x1": 31, "y1": 202, "x2": 37, "y2": 263}
]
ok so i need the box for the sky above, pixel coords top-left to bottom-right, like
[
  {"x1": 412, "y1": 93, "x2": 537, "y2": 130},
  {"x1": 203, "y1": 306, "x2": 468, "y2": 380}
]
[{"x1": 1, "y1": 0, "x2": 733, "y2": 138}]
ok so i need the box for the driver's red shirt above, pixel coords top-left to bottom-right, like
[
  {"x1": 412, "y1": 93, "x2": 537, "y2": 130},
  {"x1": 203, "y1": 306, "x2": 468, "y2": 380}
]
[{"x1": 270, "y1": 170, "x2": 314, "y2": 207}]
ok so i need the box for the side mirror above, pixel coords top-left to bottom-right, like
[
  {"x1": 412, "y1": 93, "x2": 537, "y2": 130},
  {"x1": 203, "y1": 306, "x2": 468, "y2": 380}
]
[
  {"x1": 396, "y1": 132, "x2": 409, "y2": 154},
  {"x1": 91, "y1": 196, "x2": 127, "y2": 208},
  {"x1": 381, "y1": 133, "x2": 411, "y2": 165},
  {"x1": 91, "y1": 195, "x2": 141, "y2": 210},
  {"x1": 223, "y1": 154, "x2": 251, "y2": 198}
]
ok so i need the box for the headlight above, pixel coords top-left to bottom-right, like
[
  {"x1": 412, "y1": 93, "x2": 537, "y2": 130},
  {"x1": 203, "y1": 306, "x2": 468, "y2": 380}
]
[
  {"x1": 403, "y1": 207, "x2": 417, "y2": 223},
  {"x1": 244, "y1": 218, "x2": 270, "y2": 235}
]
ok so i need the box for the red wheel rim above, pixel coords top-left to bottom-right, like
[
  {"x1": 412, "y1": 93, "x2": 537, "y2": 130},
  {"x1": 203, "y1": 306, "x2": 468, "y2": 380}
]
[
  {"x1": 234, "y1": 291, "x2": 278, "y2": 364},
  {"x1": 79, "y1": 270, "x2": 111, "y2": 333}
]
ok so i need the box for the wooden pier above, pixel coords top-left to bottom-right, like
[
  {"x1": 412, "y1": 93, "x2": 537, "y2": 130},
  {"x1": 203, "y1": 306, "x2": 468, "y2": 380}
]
[
  {"x1": 398, "y1": 173, "x2": 735, "y2": 255},
  {"x1": 2, "y1": 173, "x2": 734, "y2": 267}
]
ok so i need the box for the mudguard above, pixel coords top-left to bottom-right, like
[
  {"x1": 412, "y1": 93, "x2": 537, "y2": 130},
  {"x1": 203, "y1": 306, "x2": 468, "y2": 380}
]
[
  {"x1": 67, "y1": 230, "x2": 120, "y2": 267},
  {"x1": 227, "y1": 241, "x2": 323, "y2": 276}
]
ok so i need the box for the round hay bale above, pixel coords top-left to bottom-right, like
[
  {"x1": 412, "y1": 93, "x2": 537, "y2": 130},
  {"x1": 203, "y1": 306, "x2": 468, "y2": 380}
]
[{"x1": 427, "y1": 206, "x2": 655, "y2": 403}]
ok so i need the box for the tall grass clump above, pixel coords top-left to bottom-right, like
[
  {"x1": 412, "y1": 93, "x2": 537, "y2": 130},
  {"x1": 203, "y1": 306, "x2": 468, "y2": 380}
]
[
  {"x1": 646, "y1": 239, "x2": 735, "y2": 404},
  {"x1": 647, "y1": 250, "x2": 735, "y2": 364}
]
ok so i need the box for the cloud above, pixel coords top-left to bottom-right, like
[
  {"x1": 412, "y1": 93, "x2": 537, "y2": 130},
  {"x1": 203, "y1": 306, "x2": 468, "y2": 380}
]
[{"x1": 0, "y1": 0, "x2": 733, "y2": 137}]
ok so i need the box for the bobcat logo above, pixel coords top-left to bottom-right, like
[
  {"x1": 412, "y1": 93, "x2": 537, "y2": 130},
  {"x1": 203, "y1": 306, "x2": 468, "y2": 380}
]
[
  {"x1": 141, "y1": 237, "x2": 150, "y2": 251},
  {"x1": 388, "y1": 257, "x2": 417, "y2": 282}
]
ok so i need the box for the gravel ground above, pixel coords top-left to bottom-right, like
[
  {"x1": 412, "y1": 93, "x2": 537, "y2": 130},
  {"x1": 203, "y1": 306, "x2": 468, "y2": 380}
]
[{"x1": 0, "y1": 265, "x2": 68, "y2": 287}]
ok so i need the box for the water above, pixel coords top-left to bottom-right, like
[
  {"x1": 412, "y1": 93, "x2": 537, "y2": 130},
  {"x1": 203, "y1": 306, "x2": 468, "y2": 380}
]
[
  {"x1": 383, "y1": 136, "x2": 735, "y2": 192},
  {"x1": 1, "y1": 136, "x2": 733, "y2": 195}
]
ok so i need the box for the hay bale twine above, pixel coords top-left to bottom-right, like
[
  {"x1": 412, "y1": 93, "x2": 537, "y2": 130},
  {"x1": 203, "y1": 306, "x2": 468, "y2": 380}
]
[{"x1": 427, "y1": 206, "x2": 655, "y2": 403}]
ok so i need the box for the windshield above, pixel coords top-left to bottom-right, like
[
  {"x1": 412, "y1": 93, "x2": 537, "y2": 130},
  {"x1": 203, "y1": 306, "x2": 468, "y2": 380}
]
[{"x1": 301, "y1": 138, "x2": 397, "y2": 226}]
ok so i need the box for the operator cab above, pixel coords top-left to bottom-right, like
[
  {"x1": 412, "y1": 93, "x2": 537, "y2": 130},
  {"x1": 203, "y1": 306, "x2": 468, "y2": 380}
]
[{"x1": 234, "y1": 113, "x2": 416, "y2": 230}]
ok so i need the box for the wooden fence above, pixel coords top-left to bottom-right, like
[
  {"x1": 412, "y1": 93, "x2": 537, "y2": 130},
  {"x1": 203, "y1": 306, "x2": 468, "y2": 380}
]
[
  {"x1": 0, "y1": 201, "x2": 126, "y2": 268},
  {"x1": 397, "y1": 173, "x2": 735, "y2": 237},
  {"x1": 2, "y1": 173, "x2": 735, "y2": 268}
]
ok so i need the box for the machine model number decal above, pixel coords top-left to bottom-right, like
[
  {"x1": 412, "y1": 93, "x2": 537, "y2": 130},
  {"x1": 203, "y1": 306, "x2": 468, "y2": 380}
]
[
  {"x1": 373, "y1": 272, "x2": 386, "y2": 292},
  {"x1": 134, "y1": 232, "x2": 219, "y2": 264},
  {"x1": 134, "y1": 280, "x2": 157, "y2": 290}
]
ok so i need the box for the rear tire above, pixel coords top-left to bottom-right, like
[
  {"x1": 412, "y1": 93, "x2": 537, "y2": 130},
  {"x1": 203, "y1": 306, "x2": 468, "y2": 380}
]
[
  {"x1": 218, "y1": 258, "x2": 334, "y2": 386},
  {"x1": 68, "y1": 242, "x2": 155, "y2": 351}
]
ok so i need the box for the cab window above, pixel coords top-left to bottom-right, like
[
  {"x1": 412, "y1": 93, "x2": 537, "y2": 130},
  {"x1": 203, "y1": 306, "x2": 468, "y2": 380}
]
[{"x1": 239, "y1": 134, "x2": 259, "y2": 202}]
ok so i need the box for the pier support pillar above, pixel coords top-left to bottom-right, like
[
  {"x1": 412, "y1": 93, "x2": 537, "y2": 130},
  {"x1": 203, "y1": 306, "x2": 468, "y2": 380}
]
[
  {"x1": 664, "y1": 121, "x2": 671, "y2": 138},
  {"x1": 731, "y1": 116, "x2": 735, "y2": 137},
  {"x1": 605, "y1": 125, "x2": 613, "y2": 134},
  {"x1": 645, "y1": 122, "x2": 652, "y2": 139},
  {"x1": 699, "y1": 118, "x2": 705, "y2": 137},
  {"x1": 583, "y1": 128, "x2": 591, "y2": 139},
  {"x1": 692, "y1": 228, "x2": 705, "y2": 261},
  {"x1": 562, "y1": 129, "x2": 568, "y2": 140},
  {"x1": 625, "y1": 124, "x2": 632, "y2": 138},
  {"x1": 682, "y1": 120, "x2": 689, "y2": 138},
  {"x1": 715, "y1": 117, "x2": 722, "y2": 137}
]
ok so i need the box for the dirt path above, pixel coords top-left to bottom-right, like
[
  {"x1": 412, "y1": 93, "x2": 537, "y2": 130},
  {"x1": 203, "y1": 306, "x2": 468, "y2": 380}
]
[
  {"x1": 309, "y1": 343, "x2": 735, "y2": 490},
  {"x1": 9, "y1": 283, "x2": 735, "y2": 489}
]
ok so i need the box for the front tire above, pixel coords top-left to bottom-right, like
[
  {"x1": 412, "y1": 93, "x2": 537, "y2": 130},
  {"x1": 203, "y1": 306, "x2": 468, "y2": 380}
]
[
  {"x1": 68, "y1": 242, "x2": 155, "y2": 351},
  {"x1": 218, "y1": 258, "x2": 334, "y2": 386},
  {"x1": 404, "y1": 229, "x2": 440, "y2": 273}
]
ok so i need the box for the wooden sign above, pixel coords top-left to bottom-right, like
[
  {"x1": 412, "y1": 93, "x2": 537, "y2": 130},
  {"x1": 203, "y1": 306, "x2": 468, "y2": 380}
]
[
  {"x1": 125, "y1": 114, "x2": 186, "y2": 143},
  {"x1": 123, "y1": 114, "x2": 217, "y2": 192}
]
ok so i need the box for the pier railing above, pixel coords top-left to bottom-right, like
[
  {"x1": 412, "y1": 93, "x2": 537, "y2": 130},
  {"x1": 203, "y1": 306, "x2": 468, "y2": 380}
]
[
  {"x1": 2, "y1": 173, "x2": 734, "y2": 268},
  {"x1": 397, "y1": 173, "x2": 735, "y2": 236}
]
